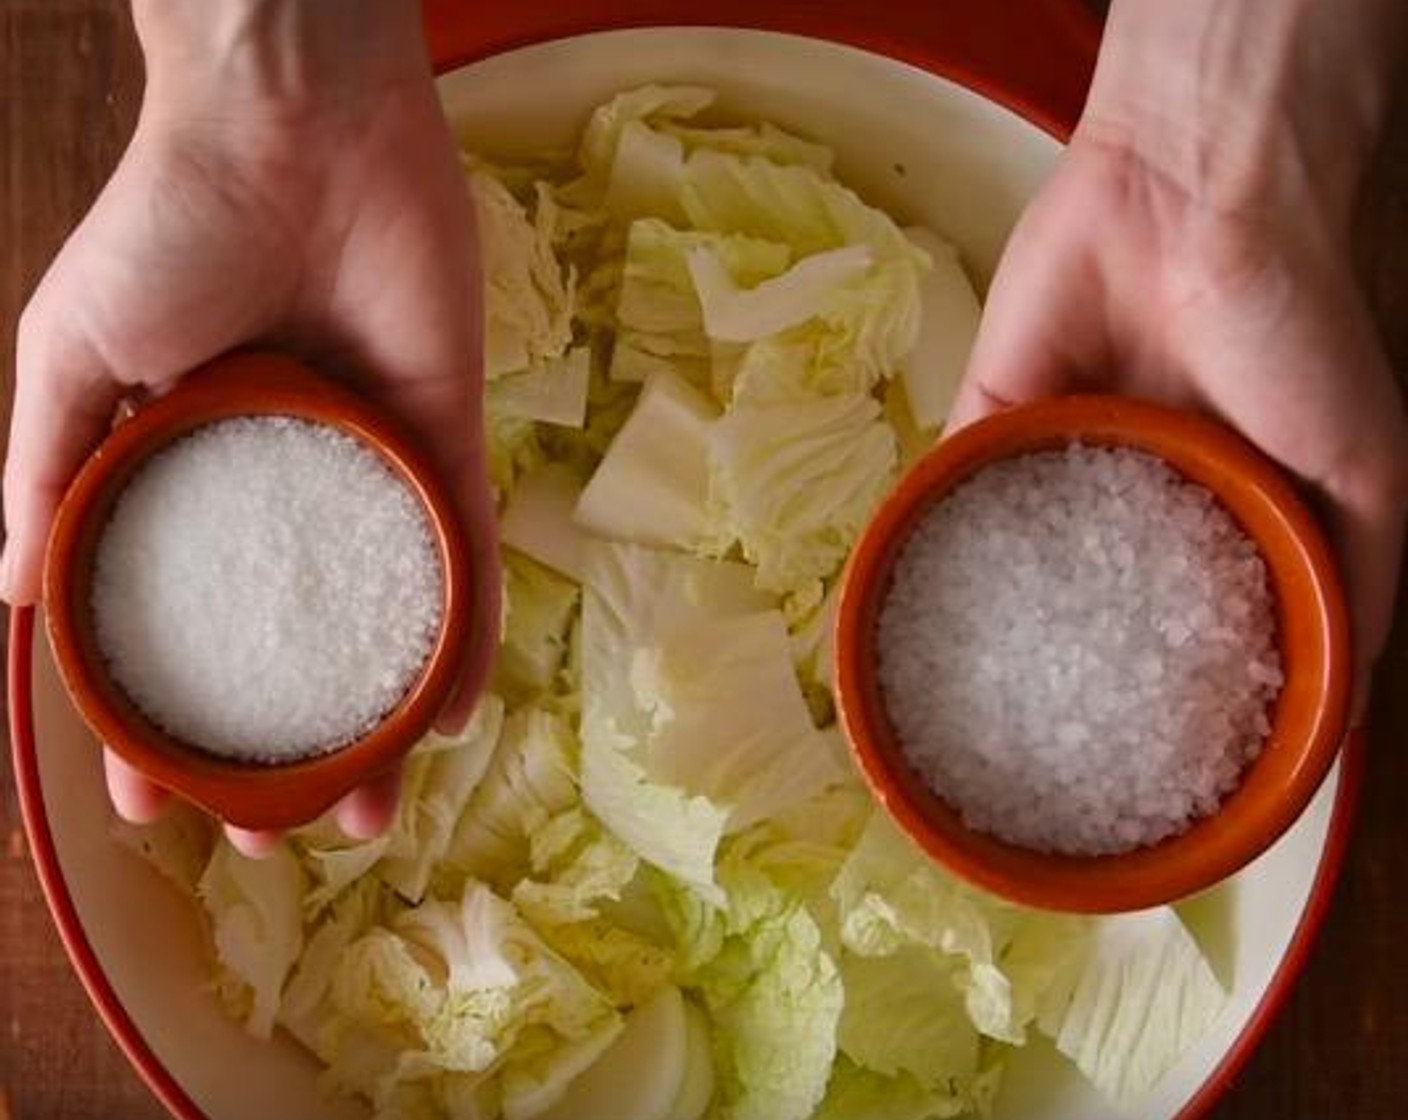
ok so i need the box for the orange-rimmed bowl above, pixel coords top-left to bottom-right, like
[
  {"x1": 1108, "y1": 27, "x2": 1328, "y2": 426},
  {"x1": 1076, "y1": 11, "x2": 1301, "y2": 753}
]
[
  {"x1": 835, "y1": 394, "x2": 1352, "y2": 914},
  {"x1": 42, "y1": 350, "x2": 475, "y2": 831}
]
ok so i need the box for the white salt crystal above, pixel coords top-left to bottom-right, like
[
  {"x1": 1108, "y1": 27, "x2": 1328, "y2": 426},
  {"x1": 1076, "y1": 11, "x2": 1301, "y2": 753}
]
[
  {"x1": 875, "y1": 444, "x2": 1283, "y2": 857},
  {"x1": 91, "y1": 417, "x2": 443, "y2": 763}
]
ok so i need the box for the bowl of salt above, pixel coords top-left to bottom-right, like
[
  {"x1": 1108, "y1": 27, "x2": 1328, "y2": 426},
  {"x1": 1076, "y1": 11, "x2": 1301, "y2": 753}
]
[
  {"x1": 834, "y1": 394, "x2": 1351, "y2": 913},
  {"x1": 42, "y1": 350, "x2": 477, "y2": 831}
]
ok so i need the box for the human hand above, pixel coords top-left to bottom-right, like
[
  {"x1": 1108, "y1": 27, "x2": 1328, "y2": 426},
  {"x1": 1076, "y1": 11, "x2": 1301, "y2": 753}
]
[
  {"x1": 948, "y1": 0, "x2": 1408, "y2": 715},
  {"x1": 3, "y1": 0, "x2": 499, "y2": 853}
]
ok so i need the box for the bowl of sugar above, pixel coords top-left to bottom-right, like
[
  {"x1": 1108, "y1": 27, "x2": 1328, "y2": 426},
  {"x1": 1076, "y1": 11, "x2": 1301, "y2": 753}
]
[
  {"x1": 834, "y1": 393, "x2": 1351, "y2": 913},
  {"x1": 42, "y1": 350, "x2": 476, "y2": 831}
]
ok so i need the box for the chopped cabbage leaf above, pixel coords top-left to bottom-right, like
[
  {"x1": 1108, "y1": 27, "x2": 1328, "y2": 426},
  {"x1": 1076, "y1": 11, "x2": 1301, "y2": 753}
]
[
  {"x1": 680, "y1": 150, "x2": 927, "y2": 400},
  {"x1": 687, "y1": 243, "x2": 873, "y2": 343},
  {"x1": 574, "y1": 369, "x2": 724, "y2": 553},
  {"x1": 493, "y1": 805, "x2": 673, "y2": 1007},
  {"x1": 789, "y1": 579, "x2": 841, "y2": 721},
  {"x1": 580, "y1": 542, "x2": 771, "y2": 898},
  {"x1": 499, "y1": 463, "x2": 590, "y2": 581},
  {"x1": 837, "y1": 947, "x2": 979, "y2": 1093},
  {"x1": 670, "y1": 998, "x2": 716, "y2": 1120},
  {"x1": 297, "y1": 696, "x2": 505, "y2": 911},
  {"x1": 814, "y1": 1058, "x2": 1002, "y2": 1120},
  {"x1": 833, "y1": 812, "x2": 1091, "y2": 1046},
  {"x1": 900, "y1": 227, "x2": 981, "y2": 431},
  {"x1": 580, "y1": 706, "x2": 730, "y2": 907},
  {"x1": 280, "y1": 877, "x2": 384, "y2": 1053},
  {"x1": 536, "y1": 985, "x2": 692, "y2": 1120},
  {"x1": 710, "y1": 390, "x2": 897, "y2": 596},
  {"x1": 111, "y1": 800, "x2": 214, "y2": 895},
  {"x1": 579, "y1": 85, "x2": 716, "y2": 186},
  {"x1": 581, "y1": 540, "x2": 773, "y2": 743},
  {"x1": 611, "y1": 217, "x2": 791, "y2": 388},
  {"x1": 497, "y1": 552, "x2": 579, "y2": 701},
  {"x1": 320, "y1": 883, "x2": 619, "y2": 1113},
  {"x1": 681, "y1": 148, "x2": 924, "y2": 262},
  {"x1": 708, "y1": 786, "x2": 865, "y2": 955},
  {"x1": 530, "y1": 915, "x2": 676, "y2": 1010},
  {"x1": 461, "y1": 150, "x2": 575, "y2": 201},
  {"x1": 197, "y1": 840, "x2": 306, "y2": 1039},
  {"x1": 486, "y1": 409, "x2": 546, "y2": 500},
  {"x1": 662, "y1": 120, "x2": 834, "y2": 173},
  {"x1": 884, "y1": 374, "x2": 936, "y2": 467},
  {"x1": 300, "y1": 834, "x2": 390, "y2": 915},
  {"x1": 376, "y1": 700, "x2": 507, "y2": 905},
  {"x1": 512, "y1": 806, "x2": 640, "y2": 928},
  {"x1": 539, "y1": 360, "x2": 642, "y2": 480},
  {"x1": 439, "y1": 706, "x2": 580, "y2": 895},
  {"x1": 1039, "y1": 906, "x2": 1229, "y2": 1108},
  {"x1": 487, "y1": 345, "x2": 592, "y2": 429},
  {"x1": 604, "y1": 120, "x2": 690, "y2": 225},
  {"x1": 632, "y1": 609, "x2": 846, "y2": 830},
  {"x1": 470, "y1": 170, "x2": 574, "y2": 378},
  {"x1": 680, "y1": 857, "x2": 842, "y2": 1120},
  {"x1": 500, "y1": 1023, "x2": 624, "y2": 1120}
]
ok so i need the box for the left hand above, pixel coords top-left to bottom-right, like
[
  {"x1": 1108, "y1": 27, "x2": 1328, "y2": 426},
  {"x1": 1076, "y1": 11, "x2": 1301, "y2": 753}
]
[{"x1": 4, "y1": 0, "x2": 500, "y2": 854}]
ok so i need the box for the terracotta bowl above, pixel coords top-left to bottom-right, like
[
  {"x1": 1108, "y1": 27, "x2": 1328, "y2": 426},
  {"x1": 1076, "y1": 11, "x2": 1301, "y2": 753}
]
[
  {"x1": 42, "y1": 351, "x2": 473, "y2": 831},
  {"x1": 835, "y1": 394, "x2": 1351, "y2": 913}
]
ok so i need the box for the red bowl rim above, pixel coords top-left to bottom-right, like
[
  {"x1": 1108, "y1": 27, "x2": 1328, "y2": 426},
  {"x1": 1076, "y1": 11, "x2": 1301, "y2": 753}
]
[{"x1": 6, "y1": 11, "x2": 1362, "y2": 1120}]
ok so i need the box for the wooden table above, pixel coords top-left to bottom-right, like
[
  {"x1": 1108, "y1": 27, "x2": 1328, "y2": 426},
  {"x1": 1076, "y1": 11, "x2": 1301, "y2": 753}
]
[{"x1": 3, "y1": 3, "x2": 1408, "y2": 1118}]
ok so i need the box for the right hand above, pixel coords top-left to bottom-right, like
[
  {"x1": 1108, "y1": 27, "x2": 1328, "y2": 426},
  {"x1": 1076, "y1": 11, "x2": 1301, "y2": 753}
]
[{"x1": 948, "y1": 0, "x2": 1408, "y2": 714}]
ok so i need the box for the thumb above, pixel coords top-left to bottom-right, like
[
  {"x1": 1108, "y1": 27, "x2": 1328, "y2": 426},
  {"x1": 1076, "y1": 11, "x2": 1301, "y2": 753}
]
[
  {"x1": 943, "y1": 209, "x2": 1110, "y2": 436},
  {"x1": 3, "y1": 312, "x2": 121, "y2": 605},
  {"x1": 332, "y1": 280, "x2": 502, "y2": 736}
]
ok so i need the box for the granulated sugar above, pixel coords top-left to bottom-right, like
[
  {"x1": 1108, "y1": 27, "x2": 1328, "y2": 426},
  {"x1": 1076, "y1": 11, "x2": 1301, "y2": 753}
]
[
  {"x1": 876, "y1": 444, "x2": 1283, "y2": 856},
  {"x1": 92, "y1": 417, "x2": 443, "y2": 762}
]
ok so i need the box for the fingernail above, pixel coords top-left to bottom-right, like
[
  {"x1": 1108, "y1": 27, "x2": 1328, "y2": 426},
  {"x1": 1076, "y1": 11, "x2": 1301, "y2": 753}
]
[{"x1": 224, "y1": 825, "x2": 280, "y2": 859}]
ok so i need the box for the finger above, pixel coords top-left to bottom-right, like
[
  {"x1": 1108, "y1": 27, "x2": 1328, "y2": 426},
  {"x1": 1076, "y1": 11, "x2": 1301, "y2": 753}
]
[
  {"x1": 386, "y1": 375, "x2": 501, "y2": 738},
  {"x1": 944, "y1": 200, "x2": 1111, "y2": 436},
  {"x1": 335, "y1": 767, "x2": 403, "y2": 840},
  {"x1": 1184, "y1": 277, "x2": 1408, "y2": 719},
  {"x1": 2, "y1": 316, "x2": 122, "y2": 605},
  {"x1": 370, "y1": 369, "x2": 501, "y2": 737},
  {"x1": 321, "y1": 202, "x2": 501, "y2": 735},
  {"x1": 1321, "y1": 459, "x2": 1408, "y2": 722},
  {"x1": 103, "y1": 747, "x2": 171, "y2": 824},
  {"x1": 436, "y1": 664, "x2": 498, "y2": 738},
  {"x1": 435, "y1": 516, "x2": 499, "y2": 735},
  {"x1": 223, "y1": 825, "x2": 281, "y2": 859}
]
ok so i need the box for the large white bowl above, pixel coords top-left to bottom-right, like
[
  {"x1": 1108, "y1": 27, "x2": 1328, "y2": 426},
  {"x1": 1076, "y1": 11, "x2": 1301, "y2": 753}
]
[{"x1": 10, "y1": 27, "x2": 1360, "y2": 1120}]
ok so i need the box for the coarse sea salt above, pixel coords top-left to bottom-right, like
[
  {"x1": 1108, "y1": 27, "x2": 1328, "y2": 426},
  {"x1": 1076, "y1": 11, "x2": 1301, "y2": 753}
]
[
  {"x1": 875, "y1": 444, "x2": 1283, "y2": 856},
  {"x1": 91, "y1": 417, "x2": 443, "y2": 763}
]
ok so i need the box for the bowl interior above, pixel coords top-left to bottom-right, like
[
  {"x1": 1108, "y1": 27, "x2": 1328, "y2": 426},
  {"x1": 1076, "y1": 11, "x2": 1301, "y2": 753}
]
[
  {"x1": 43, "y1": 353, "x2": 471, "y2": 830},
  {"x1": 19, "y1": 29, "x2": 1352, "y2": 1120},
  {"x1": 838, "y1": 396, "x2": 1350, "y2": 913}
]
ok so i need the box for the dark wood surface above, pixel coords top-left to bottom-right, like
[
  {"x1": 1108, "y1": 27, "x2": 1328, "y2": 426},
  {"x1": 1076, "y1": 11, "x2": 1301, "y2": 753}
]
[{"x1": 3, "y1": 3, "x2": 1408, "y2": 1118}]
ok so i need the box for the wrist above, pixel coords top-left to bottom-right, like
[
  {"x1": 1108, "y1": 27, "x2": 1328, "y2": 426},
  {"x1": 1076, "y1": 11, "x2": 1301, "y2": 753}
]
[
  {"x1": 1079, "y1": 0, "x2": 1403, "y2": 228},
  {"x1": 133, "y1": 0, "x2": 431, "y2": 127}
]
